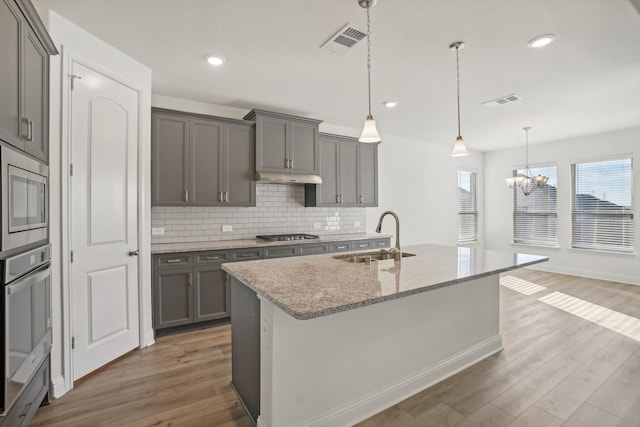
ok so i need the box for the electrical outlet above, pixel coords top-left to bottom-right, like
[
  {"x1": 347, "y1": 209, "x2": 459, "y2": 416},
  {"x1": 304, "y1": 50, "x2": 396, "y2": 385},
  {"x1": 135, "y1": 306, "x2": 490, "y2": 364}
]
[
  {"x1": 222, "y1": 225, "x2": 233, "y2": 232},
  {"x1": 313, "y1": 222, "x2": 321, "y2": 229},
  {"x1": 151, "y1": 227, "x2": 165, "y2": 236},
  {"x1": 354, "y1": 221, "x2": 361, "y2": 227}
]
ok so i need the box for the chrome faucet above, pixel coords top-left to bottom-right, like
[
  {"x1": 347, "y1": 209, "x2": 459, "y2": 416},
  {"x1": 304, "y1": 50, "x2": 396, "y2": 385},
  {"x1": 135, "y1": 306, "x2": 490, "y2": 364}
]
[{"x1": 375, "y1": 210, "x2": 401, "y2": 260}]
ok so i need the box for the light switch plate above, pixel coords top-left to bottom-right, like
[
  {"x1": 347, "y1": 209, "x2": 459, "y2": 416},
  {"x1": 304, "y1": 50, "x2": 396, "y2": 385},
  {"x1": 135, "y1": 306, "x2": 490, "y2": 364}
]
[
  {"x1": 151, "y1": 227, "x2": 165, "y2": 236},
  {"x1": 222, "y1": 225, "x2": 233, "y2": 232}
]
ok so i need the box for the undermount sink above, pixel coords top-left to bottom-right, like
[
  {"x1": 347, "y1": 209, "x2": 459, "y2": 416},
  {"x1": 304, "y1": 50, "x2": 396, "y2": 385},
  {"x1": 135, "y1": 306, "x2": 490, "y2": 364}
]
[{"x1": 333, "y1": 249, "x2": 416, "y2": 263}]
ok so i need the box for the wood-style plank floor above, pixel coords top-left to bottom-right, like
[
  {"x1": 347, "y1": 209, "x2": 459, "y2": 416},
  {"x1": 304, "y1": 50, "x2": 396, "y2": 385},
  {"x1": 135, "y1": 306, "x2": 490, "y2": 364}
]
[{"x1": 32, "y1": 269, "x2": 640, "y2": 426}]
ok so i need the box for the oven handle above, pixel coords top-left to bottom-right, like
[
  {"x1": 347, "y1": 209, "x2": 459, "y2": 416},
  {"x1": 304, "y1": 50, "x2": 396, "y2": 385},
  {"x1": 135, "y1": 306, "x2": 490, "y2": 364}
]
[{"x1": 6, "y1": 262, "x2": 51, "y2": 296}]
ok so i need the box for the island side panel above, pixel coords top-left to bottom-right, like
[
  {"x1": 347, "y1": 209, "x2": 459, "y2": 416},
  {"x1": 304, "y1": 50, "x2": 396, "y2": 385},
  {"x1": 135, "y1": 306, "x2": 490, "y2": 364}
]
[
  {"x1": 230, "y1": 276, "x2": 261, "y2": 425},
  {"x1": 260, "y1": 274, "x2": 502, "y2": 427}
]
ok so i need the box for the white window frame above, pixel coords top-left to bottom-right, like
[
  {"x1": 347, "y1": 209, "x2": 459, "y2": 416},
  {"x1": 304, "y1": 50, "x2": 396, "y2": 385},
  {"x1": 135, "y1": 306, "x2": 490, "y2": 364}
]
[
  {"x1": 571, "y1": 155, "x2": 634, "y2": 253},
  {"x1": 512, "y1": 163, "x2": 558, "y2": 247},
  {"x1": 457, "y1": 169, "x2": 478, "y2": 243}
]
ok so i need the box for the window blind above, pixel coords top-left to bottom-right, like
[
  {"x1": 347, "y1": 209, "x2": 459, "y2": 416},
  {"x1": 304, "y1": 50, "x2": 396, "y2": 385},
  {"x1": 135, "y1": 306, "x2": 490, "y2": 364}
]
[
  {"x1": 513, "y1": 165, "x2": 557, "y2": 246},
  {"x1": 457, "y1": 170, "x2": 477, "y2": 242},
  {"x1": 572, "y1": 157, "x2": 633, "y2": 252}
]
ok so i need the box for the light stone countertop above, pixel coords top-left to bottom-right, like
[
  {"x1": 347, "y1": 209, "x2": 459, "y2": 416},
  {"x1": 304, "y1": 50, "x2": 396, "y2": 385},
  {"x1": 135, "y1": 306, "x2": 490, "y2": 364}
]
[
  {"x1": 222, "y1": 243, "x2": 548, "y2": 320},
  {"x1": 150, "y1": 233, "x2": 391, "y2": 254}
]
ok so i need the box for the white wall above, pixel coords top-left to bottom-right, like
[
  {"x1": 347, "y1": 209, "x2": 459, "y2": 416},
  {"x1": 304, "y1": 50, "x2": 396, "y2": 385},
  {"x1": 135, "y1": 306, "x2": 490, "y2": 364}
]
[
  {"x1": 368, "y1": 135, "x2": 484, "y2": 247},
  {"x1": 484, "y1": 126, "x2": 640, "y2": 285},
  {"x1": 46, "y1": 11, "x2": 153, "y2": 397}
]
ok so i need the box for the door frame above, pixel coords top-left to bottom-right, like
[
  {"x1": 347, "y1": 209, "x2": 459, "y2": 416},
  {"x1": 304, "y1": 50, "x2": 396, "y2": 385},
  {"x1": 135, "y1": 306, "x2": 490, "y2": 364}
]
[{"x1": 57, "y1": 46, "x2": 153, "y2": 395}]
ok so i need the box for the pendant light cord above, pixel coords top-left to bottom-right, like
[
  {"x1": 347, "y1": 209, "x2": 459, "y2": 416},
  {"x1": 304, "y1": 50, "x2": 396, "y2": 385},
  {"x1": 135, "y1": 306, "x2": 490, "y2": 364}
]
[
  {"x1": 366, "y1": 4, "x2": 372, "y2": 118},
  {"x1": 456, "y1": 45, "x2": 461, "y2": 137},
  {"x1": 524, "y1": 127, "x2": 530, "y2": 170}
]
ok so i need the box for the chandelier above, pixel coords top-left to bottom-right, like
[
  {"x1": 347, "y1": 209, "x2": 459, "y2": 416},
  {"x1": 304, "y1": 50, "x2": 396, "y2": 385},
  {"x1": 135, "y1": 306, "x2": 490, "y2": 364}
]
[{"x1": 505, "y1": 127, "x2": 548, "y2": 196}]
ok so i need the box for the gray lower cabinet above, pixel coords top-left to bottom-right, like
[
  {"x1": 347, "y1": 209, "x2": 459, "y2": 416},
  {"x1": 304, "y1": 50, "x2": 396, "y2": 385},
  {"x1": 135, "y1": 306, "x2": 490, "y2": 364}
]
[
  {"x1": 152, "y1": 238, "x2": 390, "y2": 332},
  {"x1": 244, "y1": 109, "x2": 321, "y2": 175},
  {"x1": 0, "y1": 356, "x2": 49, "y2": 427},
  {"x1": 305, "y1": 133, "x2": 379, "y2": 207},
  {"x1": 152, "y1": 108, "x2": 256, "y2": 207},
  {"x1": 153, "y1": 251, "x2": 231, "y2": 331},
  {"x1": 0, "y1": 0, "x2": 57, "y2": 163}
]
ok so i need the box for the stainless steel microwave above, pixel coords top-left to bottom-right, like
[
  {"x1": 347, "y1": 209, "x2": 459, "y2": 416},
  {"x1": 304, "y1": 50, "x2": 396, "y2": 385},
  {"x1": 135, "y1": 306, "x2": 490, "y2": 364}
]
[{"x1": 1, "y1": 146, "x2": 48, "y2": 253}]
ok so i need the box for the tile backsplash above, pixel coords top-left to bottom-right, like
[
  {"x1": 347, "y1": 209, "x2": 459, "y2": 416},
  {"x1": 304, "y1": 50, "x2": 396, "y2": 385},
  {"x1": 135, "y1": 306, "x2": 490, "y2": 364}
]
[{"x1": 151, "y1": 184, "x2": 367, "y2": 244}]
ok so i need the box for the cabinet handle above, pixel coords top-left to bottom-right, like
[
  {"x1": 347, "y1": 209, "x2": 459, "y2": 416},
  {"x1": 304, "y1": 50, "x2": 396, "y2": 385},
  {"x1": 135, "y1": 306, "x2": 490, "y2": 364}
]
[
  {"x1": 289, "y1": 159, "x2": 293, "y2": 169},
  {"x1": 27, "y1": 119, "x2": 33, "y2": 141},
  {"x1": 285, "y1": 158, "x2": 289, "y2": 168},
  {"x1": 357, "y1": 243, "x2": 368, "y2": 248},
  {"x1": 166, "y1": 259, "x2": 182, "y2": 263},
  {"x1": 204, "y1": 256, "x2": 221, "y2": 260},
  {"x1": 336, "y1": 245, "x2": 347, "y2": 249},
  {"x1": 336, "y1": 194, "x2": 340, "y2": 203},
  {"x1": 224, "y1": 191, "x2": 229, "y2": 203},
  {"x1": 185, "y1": 190, "x2": 189, "y2": 202},
  {"x1": 340, "y1": 195, "x2": 344, "y2": 203},
  {"x1": 360, "y1": 195, "x2": 364, "y2": 204},
  {"x1": 219, "y1": 191, "x2": 223, "y2": 202},
  {"x1": 188, "y1": 273, "x2": 192, "y2": 286},
  {"x1": 237, "y1": 253, "x2": 253, "y2": 258}
]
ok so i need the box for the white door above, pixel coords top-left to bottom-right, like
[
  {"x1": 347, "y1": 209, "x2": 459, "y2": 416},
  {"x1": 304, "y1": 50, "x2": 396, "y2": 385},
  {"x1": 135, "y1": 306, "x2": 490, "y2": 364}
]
[{"x1": 70, "y1": 62, "x2": 140, "y2": 380}]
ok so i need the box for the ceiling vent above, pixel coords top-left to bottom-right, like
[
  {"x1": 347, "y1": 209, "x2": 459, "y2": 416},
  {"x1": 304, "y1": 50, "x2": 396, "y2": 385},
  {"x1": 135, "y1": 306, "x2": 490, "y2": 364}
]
[
  {"x1": 482, "y1": 94, "x2": 522, "y2": 107},
  {"x1": 321, "y1": 24, "x2": 367, "y2": 54}
]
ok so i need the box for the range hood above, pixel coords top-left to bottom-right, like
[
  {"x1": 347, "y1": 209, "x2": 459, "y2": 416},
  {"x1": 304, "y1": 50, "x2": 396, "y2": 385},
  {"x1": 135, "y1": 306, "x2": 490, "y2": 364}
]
[{"x1": 256, "y1": 171, "x2": 322, "y2": 184}]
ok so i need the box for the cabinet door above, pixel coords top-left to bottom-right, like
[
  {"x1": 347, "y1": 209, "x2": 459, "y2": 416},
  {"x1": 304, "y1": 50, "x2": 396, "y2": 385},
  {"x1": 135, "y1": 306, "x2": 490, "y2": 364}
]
[
  {"x1": 290, "y1": 120, "x2": 318, "y2": 174},
  {"x1": 0, "y1": 0, "x2": 22, "y2": 149},
  {"x1": 358, "y1": 142, "x2": 378, "y2": 206},
  {"x1": 153, "y1": 268, "x2": 194, "y2": 329},
  {"x1": 317, "y1": 136, "x2": 339, "y2": 205},
  {"x1": 194, "y1": 266, "x2": 229, "y2": 322},
  {"x1": 226, "y1": 123, "x2": 256, "y2": 206},
  {"x1": 256, "y1": 115, "x2": 288, "y2": 171},
  {"x1": 340, "y1": 141, "x2": 359, "y2": 205},
  {"x1": 152, "y1": 113, "x2": 189, "y2": 205},
  {"x1": 191, "y1": 119, "x2": 224, "y2": 205},
  {"x1": 22, "y1": 26, "x2": 48, "y2": 162}
]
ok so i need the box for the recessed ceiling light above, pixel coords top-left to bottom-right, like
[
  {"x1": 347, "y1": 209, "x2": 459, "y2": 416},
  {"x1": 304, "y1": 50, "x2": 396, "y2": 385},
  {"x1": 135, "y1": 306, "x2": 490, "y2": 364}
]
[
  {"x1": 206, "y1": 56, "x2": 225, "y2": 66},
  {"x1": 383, "y1": 101, "x2": 399, "y2": 108},
  {"x1": 526, "y1": 34, "x2": 557, "y2": 48}
]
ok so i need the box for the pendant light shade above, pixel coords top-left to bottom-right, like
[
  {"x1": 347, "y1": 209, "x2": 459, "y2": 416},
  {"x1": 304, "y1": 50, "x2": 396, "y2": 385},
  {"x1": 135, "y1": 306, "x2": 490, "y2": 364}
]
[
  {"x1": 451, "y1": 136, "x2": 469, "y2": 157},
  {"x1": 505, "y1": 127, "x2": 548, "y2": 196},
  {"x1": 358, "y1": 0, "x2": 381, "y2": 143},
  {"x1": 360, "y1": 116, "x2": 381, "y2": 142},
  {"x1": 450, "y1": 41, "x2": 469, "y2": 157}
]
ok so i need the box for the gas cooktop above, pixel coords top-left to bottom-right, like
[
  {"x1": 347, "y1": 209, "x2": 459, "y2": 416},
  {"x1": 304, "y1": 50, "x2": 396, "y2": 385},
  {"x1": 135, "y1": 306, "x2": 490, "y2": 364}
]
[{"x1": 256, "y1": 233, "x2": 320, "y2": 242}]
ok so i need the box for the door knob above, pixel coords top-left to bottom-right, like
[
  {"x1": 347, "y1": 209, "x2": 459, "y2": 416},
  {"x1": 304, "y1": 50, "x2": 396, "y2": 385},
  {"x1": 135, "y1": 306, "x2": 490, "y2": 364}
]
[{"x1": 128, "y1": 250, "x2": 139, "y2": 256}]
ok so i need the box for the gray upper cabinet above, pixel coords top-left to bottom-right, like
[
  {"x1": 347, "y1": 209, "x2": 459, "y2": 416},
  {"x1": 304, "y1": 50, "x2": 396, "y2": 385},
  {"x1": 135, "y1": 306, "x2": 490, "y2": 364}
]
[
  {"x1": 244, "y1": 109, "x2": 321, "y2": 175},
  {"x1": 306, "y1": 133, "x2": 378, "y2": 207},
  {"x1": 152, "y1": 108, "x2": 256, "y2": 207},
  {"x1": 0, "y1": 0, "x2": 57, "y2": 163}
]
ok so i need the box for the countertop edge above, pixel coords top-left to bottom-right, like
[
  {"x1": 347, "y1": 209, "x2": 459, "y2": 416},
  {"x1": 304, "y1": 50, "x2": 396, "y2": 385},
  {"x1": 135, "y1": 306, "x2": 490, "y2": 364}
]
[{"x1": 223, "y1": 255, "x2": 549, "y2": 321}]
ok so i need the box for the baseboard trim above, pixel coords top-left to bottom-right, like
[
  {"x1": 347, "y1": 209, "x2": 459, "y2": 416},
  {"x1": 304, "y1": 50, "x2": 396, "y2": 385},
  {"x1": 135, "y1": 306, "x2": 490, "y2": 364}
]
[
  {"x1": 51, "y1": 375, "x2": 67, "y2": 399},
  {"x1": 299, "y1": 335, "x2": 503, "y2": 427}
]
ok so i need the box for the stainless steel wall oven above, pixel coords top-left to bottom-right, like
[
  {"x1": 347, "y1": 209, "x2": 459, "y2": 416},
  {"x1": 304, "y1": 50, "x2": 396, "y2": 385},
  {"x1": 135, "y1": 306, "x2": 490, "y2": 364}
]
[
  {"x1": 1, "y1": 145, "x2": 48, "y2": 255},
  {"x1": 0, "y1": 244, "x2": 51, "y2": 415}
]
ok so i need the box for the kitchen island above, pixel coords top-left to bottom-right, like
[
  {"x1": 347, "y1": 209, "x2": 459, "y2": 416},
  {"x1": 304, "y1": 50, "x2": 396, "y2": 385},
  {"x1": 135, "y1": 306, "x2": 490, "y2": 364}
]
[{"x1": 222, "y1": 244, "x2": 547, "y2": 427}]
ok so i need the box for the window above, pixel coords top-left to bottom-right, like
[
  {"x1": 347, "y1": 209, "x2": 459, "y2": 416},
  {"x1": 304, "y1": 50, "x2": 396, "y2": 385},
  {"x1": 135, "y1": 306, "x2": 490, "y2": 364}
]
[
  {"x1": 513, "y1": 165, "x2": 557, "y2": 246},
  {"x1": 457, "y1": 170, "x2": 477, "y2": 242},
  {"x1": 572, "y1": 157, "x2": 633, "y2": 252}
]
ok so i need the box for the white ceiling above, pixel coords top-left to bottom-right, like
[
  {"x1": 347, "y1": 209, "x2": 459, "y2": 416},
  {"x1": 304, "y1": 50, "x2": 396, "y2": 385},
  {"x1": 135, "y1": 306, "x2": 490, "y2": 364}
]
[{"x1": 37, "y1": 0, "x2": 640, "y2": 151}]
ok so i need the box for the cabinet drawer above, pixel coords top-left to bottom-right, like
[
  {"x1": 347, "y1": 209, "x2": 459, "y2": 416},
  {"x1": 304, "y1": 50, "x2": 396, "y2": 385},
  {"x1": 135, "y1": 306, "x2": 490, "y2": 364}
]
[
  {"x1": 263, "y1": 245, "x2": 298, "y2": 259},
  {"x1": 196, "y1": 250, "x2": 230, "y2": 265},
  {"x1": 352, "y1": 240, "x2": 373, "y2": 250},
  {"x1": 328, "y1": 241, "x2": 352, "y2": 252},
  {"x1": 154, "y1": 253, "x2": 193, "y2": 269},
  {"x1": 299, "y1": 243, "x2": 329, "y2": 256},
  {"x1": 371, "y1": 238, "x2": 391, "y2": 248},
  {"x1": 232, "y1": 248, "x2": 263, "y2": 261}
]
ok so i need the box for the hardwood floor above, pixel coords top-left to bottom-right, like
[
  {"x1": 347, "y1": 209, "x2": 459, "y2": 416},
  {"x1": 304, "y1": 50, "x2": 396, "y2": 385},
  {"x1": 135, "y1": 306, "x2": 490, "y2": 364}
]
[{"x1": 32, "y1": 269, "x2": 640, "y2": 426}]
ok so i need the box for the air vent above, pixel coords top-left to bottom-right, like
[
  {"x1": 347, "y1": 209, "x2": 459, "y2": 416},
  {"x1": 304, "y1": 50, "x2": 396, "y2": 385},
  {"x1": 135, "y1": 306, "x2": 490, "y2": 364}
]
[
  {"x1": 482, "y1": 94, "x2": 522, "y2": 107},
  {"x1": 321, "y1": 24, "x2": 367, "y2": 54}
]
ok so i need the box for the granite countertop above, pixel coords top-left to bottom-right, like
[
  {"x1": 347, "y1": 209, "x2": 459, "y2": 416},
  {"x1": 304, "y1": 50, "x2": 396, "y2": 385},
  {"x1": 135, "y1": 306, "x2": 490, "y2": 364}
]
[
  {"x1": 222, "y1": 244, "x2": 548, "y2": 320},
  {"x1": 150, "y1": 233, "x2": 391, "y2": 254}
]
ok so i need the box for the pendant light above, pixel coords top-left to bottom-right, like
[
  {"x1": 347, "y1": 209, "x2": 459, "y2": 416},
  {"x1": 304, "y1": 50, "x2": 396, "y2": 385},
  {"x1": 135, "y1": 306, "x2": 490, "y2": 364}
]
[
  {"x1": 450, "y1": 41, "x2": 469, "y2": 157},
  {"x1": 505, "y1": 127, "x2": 549, "y2": 196},
  {"x1": 358, "y1": 0, "x2": 381, "y2": 143}
]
